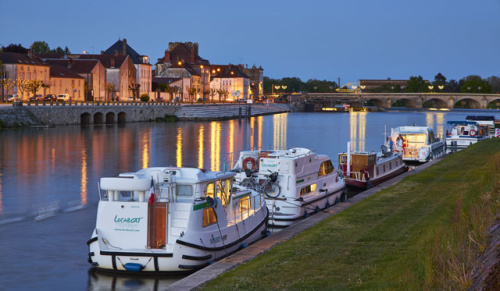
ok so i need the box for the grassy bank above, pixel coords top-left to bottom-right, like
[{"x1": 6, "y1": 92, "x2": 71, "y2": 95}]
[{"x1": 203, "y1": 138, "x2": 500, "y2": 290}]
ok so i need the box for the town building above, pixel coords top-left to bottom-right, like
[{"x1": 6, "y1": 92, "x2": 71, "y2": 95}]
[
  {"x1": 0, "y1": 52, "x2": 50, "y2": 101},
  {"x1": 48, "y1": 65, "x2": 85, "y2": 101},
  {"x1": 44, "y1": 58, "x2": 106, "y2": 101},
  {"x1": 155, "y1": 42, "x2": 210, "y2": 101},
  {"x1": 102, "y1": 39, "x2": 152, "y2": 98},
  {"x1": 78, "y1": 54, "x2": 136, "y2": 101},
  {"x1": 241, "y1": 64, "x2": 264, "y2": 99},
  {"x1": 209, "y1": 64, "x2": 250, "y2": 101}
]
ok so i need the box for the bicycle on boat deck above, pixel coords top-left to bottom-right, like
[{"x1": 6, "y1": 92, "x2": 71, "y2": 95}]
[{"x1": 240, "y1": 169, "x2": 281, "y2": 198}]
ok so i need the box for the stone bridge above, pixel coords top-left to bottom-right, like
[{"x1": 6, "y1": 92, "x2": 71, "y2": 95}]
[
  {"x1": 0, "y1": 101, "x2": 291, "y2": 127},
  {"x1": 292, "y1": 92, "x2": 500, "y2": 109},
  {"x1": 21, "y1": 102, "x2": 178, "y2": 125}
]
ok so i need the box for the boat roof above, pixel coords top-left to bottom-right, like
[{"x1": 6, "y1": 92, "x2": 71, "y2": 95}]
[
  {"x1": 447, "y1": 121, "x2": 477, "y2": 125},
  {"x1": 120, "y1": 167, "x2": 235, "y2": 184},
  {"x1": 392, "y1": 126, "x2": 431, "y2": 134},
  {"x1": 240, "y1": 147, "x2": 318, "y2": 159},
  {"x1": 466, "y1": 115, "x2": 495, "y2": 121}
]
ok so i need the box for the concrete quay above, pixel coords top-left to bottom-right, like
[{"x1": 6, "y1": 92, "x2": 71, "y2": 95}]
[
  {"x1": 0, "y1": 103, "x2": 292, "y2": 127},
  {"x1": 166, "y1": 159, "x2": 439, "y2": 290}
]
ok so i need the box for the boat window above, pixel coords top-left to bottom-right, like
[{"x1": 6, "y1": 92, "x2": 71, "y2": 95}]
[
  {"x1": 383, "y1": 165, "x2": 386, "y2": 172},
  {"x1": 376, "y1": 167, "x2": 379, "y2": 176},
  {"x1": 389, "y1": 162, "x2": 392, "y2": 170},
  {"x1": 300, "y1": 183, "x2": 316, "y2": 196},
  {"x1": 217, "y1": 179, "x2": 232, "y2": 207},
  {"x1": 239, "y1": 196, "x2": 251, "y2": 215},
  {"x1": 202, "y1": 207, "x2": 217, "y2": 227},
  {"x1": 177, "y1": 185, "x2": 193, "y2": 196},
  {"x1": 319, "y1": 160, "x2": 334, "y2": 177},
  {"x1": 406, "y1": 133, "x2": 427, "y2": 147}
]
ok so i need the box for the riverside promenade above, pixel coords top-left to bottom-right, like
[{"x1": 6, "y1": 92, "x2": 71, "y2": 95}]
[
  {"x1": 0, "y1": 102, "x2": 292, "y2": 127},
  {"x1": 166, "y1": 159, "x2": 440, "y2": 290}
]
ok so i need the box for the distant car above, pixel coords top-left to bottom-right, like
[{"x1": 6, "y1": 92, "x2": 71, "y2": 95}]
[
  {"x1": 236, "y1": 99, "x2": 247, "y2": 103},
  {"x1": 197, "y1": 98, "x2": 208, "y2": 102},
  {"x1": 45, "y1": 94, "x2": 57, "y2": 102},
  {"x1": 7, "y1": 94, "x2": 20, "y2": 102},
  {"x1": 29, "y1": 94, "x2": 44, "y2": 102},
  {"x1": 57, "y1": 94, "x2": 70, "y2": 101}
]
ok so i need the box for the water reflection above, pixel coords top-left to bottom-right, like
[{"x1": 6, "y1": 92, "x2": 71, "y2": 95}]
[
  {"x1": 273, "y1": 114, "x2": 287, "y2": 149},
  {"x1": 80, "y1": 146, "x2": 88, "y2": 206},
  {"x1": 141, "y1": 131, "x2": 150, "y2": 169},
  {"x1": 349, "y1": 112, "x2": 367, "y2": 152},
  {"x1": 87, "y1": 268, "x2": 185, "y2": 291},
  {"x1": 176, "y1": 127, "x2": 183, "y2": 167},
  {"x1": 425, "y1": 112, "x2": 446, "y2": 139},
  {"x1": 198, "y1": 125, "x2": 204, "y2": 169}
]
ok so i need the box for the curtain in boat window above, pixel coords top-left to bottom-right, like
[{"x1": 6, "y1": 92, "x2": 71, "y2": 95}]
[
  {"x1": 319, "y1": 160, "x2": 335, "y2": 177},
  {"x1": 203, "y1": 207, "x2": 217, "y2": 227}
]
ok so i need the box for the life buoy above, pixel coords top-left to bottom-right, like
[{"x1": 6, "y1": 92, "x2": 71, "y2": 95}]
[
  {"x1": 470, "y1": 130, "x2": 477, "y2": 137},
  {"x1": 242, "y1": 157, "x2": 257, "y2": 170}
]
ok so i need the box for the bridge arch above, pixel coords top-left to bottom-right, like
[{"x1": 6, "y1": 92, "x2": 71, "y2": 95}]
[
  {"x1": 117, "y1": 112, "x2": 127, "y2": 124},
  {"x1": 106, "y1": 112, "x2": 115, "y2": 124},
  {"x1": 94, "y1": 112, "x2": 104, "y2": 124},
  {"x1": 453, "y1": 98, "x2": 481, "y2": 109},
  {"x1": 392, "y1": 98, "x2": 419, "y2": 109},
  {"x1": 423, "y1": 98, "x2": 448, "y2": 109},
  {"x1": 81, "y1": 112, "x2": 91, "y2": 125},
  {"x1": 487, "y1": 98, "x2": 500, "y2": 109}
]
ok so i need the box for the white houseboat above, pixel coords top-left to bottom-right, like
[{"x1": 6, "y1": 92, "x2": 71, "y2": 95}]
[
  {"x1": 232, "y1": 148, "x2": 346, "y2": 228},
  {"x1": 391, "y1": 126, "x2": 444, "y2": 163},
  {"x1": 445, "y1": 121, "x2": 489, "y2": 147},
  {"x1": 87, "y1": 167, "x2": 268, "y2": 274},
  {"x1": 338, "y1": 144, "x2": 408, "y2": 190}
]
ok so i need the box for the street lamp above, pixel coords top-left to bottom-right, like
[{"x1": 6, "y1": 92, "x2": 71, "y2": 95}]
[
  {"x1": 428, "y1": 85, "x2": 434, "y2": 92},
  {"x1": 438, "y1": 85, "x2": 444, "y2": 91}
]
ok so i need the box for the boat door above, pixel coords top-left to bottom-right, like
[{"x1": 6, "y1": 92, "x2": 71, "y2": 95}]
[{"x1": 148, "y1": 202, "x2": 167, "y2": 249}]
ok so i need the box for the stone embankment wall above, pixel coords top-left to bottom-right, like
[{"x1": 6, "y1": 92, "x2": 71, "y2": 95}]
[{"x1": 0, "y1": 103, "x2": 292, "y2": 127}]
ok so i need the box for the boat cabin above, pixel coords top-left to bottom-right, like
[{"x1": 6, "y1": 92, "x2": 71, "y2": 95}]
[{"x1": 338, "y1": 152, "x2": 377, "y2": 181}]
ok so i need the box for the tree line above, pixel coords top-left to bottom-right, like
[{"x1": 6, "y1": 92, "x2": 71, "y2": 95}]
[{"x1": 264, "y1": 73, "x2": 500, "y2": 94}]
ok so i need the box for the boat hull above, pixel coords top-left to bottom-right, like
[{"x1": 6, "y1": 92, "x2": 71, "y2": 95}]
[
  {"x1": 345, "y1": 164, "x2": 408, "y2": 190},
  {"x1": 88, "y1": 208, "x2": 268, "y2": 274},
  {"x1": 266, "y1": 186, "x2": 345, "y2": 228}
]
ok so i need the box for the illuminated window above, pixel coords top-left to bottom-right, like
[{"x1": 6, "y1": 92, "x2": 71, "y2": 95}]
[
  {"x1": 239, "y1": 196, "x2": 251, "y2": 214},
  {"x1": 318, "y1": 160, "x2": 334, "y2": 177},
  {"x1": 203, "y1": 207, "x2": 217, "y2": 227},
  {"x1": 300, "y1": 184, "x2": 316, "y2": 196}
]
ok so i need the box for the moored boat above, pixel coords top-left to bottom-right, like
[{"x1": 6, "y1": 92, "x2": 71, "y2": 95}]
[
  {"x1": 232, "y1": 147, "x2": 346, "y2": 228},
  {"x1": 338, "y1": 144, "x2": 408, "y2": 190},
  {"x1": 391, "y1": 126, "x2": 444, "y2": 163},
  {"x1": 87, "y1": 167, "x2": 268, "y2": 274},
  {"x1": 445, "y1": 120, "x2": 489, "y2": 147}
]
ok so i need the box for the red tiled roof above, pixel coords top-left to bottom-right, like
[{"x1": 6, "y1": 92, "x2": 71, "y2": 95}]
[
  {"x1": 77, "y1": 54, "x2": 128, "y2": 68},
  {"x1": 45, "y1": 59, "x2": 99, "y2": 74},
  {"x1": 0, "y1": 52, "x2": 47, "y2": 66},
  {"x1": 49, "y1": 65, "x2": 85, "y2": 79}
]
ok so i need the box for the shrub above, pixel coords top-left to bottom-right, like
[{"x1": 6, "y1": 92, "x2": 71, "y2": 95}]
[{"x1": 140, "y1": 94, "x2": 150, "y2": 102}]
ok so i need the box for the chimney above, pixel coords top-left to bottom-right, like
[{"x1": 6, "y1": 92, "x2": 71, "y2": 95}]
[
  {"x1": 164, "y1": 50, "x2": 170, "y2": 63},
  {"x1": 122, "y1": 39, "x2": 127, "y2": 55},
  {"x1": 111, "y1": 58, "x2": 115, "y2": 68},
  {"x1": 114, "y1": 50, "x2": 118, "y2": 56}
]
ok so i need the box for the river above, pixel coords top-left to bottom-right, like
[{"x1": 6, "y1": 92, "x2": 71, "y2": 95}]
[{"x1": 0, "y1": 110, "x2": 498, "y2": 290}]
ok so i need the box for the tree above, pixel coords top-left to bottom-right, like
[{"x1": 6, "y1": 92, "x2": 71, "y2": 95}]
[
  {"x1": 433, "y1": 73, "x2": 447, "y2": 86},
  {"x1": 27, "y1": 79, "x2": 45, "y2": 97},
  {"x1": 0, "y1": 78, "x2": 15, "y2": 101},
  {"x1": 3, "y1": 44, "x2": 28, "y2": 54},
  {"x1": 128, "y1": 83, "x2": 140, "y2": 100},
  {"x1": 15, "y1": 78, "x2": 30, "y2": 100},
  {"x1": 486, "y1": 76, "x2": 500, "y2": 94},
  {"x1": 217, "y1": 89, "x2": 225, "y2": 102},
  {"x1": 106, "y1": 83, "x2": 116, "y2": 101},
  {"x1": 209, "y1": 88, "x2": 217, "y2": 102},
  {"x1": 187, "y1": 86, "x2": 197, "y2": 103},
  {"x1": 460, "y1": 75, "x2": 492, "y2": 93},
  {"x1": 406, "y1": 76, "x2": 428, "y2": 92},
  {"x1": 31, "y1": 41, "x2": 50, "y2": 54}
]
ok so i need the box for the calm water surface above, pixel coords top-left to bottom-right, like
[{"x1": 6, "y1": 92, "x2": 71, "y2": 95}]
[{"x1": 1, "y1": 110, "x2": 498, "y2": 290}]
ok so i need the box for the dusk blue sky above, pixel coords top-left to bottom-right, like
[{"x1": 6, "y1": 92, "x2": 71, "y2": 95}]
[{"x1": 2, "y1": 0, "x2": 499, "y2": 85}]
